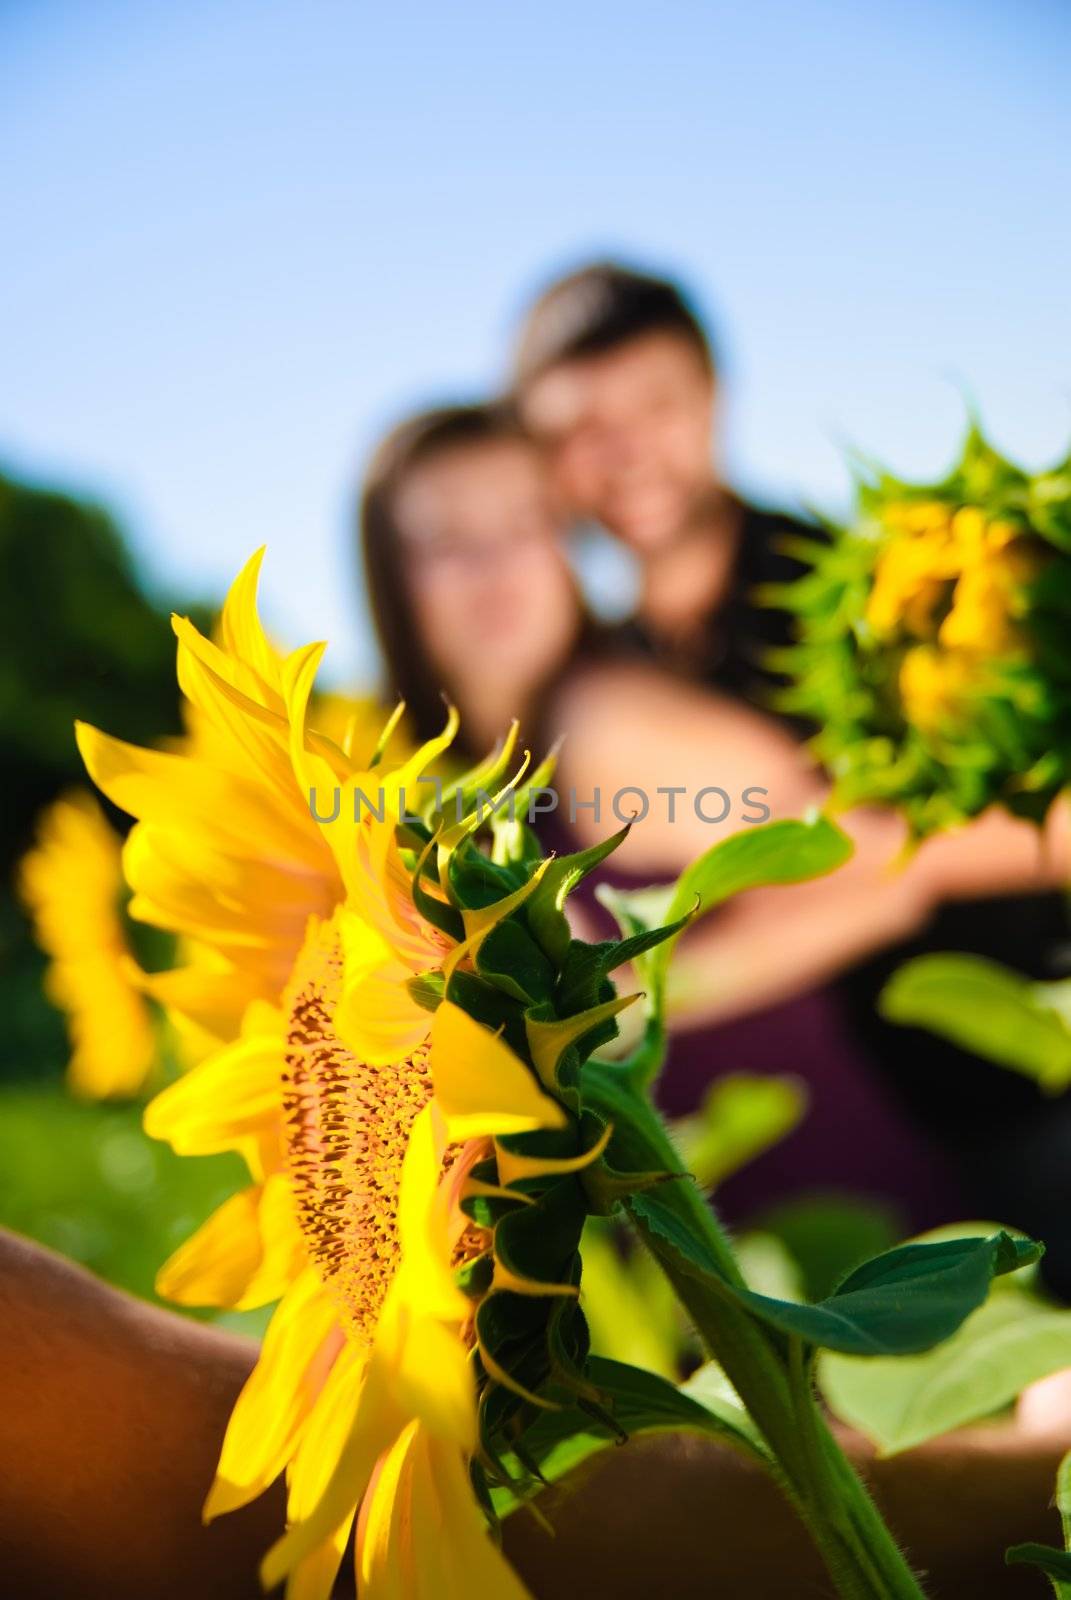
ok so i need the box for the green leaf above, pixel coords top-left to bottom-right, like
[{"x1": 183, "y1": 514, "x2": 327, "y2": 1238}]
[
  {"x1": 662, "y1": 813, "x2": 854, "y2": 931},
  {"x1": 579, "y1": 1219, "x2": 687, "y2": 1380},
  {"x1": 881, "y1": 955, "x2": 1071, "y2": 1092},
  {"x1": 741, "y1": 1233, "x2": 1040, "y2": 1356},
  {"x1": 753, "y1": 1194, "x2": 901, "y2": 1302},
  {"x1": 490, "y1": 1354, "x2": 767, "y2": 1517},
  {"x1": 595, "y1": 815, "x2": 852, "y2": 1085},
  {"x1": 1007, "y1": 1543, "x2": 1071, "y2": 1597},
  {"x1": 821, "y1": 1288, "x2": 1071, "y2": 1454},
  {"x1": 628, "y1": 1187, "x2": 747, "y2": 1286},
  {"x1": 631, "y1": 1191, "x2": 1041, "y2": 1356},
  {"x1": 674, "y1": 1073, "x2": 807, "y2": 1189},
  {"x1": 1006, "y1": 1451, "x2": 1071, "y2": 1597},
  {"x1": 602, "y1": 815, "x2": 853, "y2": 999}
]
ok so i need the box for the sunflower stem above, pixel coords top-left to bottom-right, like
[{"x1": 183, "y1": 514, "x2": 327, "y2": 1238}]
[{"x1": 593, "y1": 1070, "x2": 926, "y2": 1600}]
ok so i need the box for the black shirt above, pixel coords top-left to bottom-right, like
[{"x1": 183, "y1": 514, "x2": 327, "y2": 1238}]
[{"x1": 614, "y1": 498, "x2": 814, "y2": 712}]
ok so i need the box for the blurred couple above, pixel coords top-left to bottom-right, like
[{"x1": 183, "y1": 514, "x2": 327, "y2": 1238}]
[{"x1": 357, "y1": 262, "x2": 1071, "y2": 1265}]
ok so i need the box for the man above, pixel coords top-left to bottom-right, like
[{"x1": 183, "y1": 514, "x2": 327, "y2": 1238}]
[
  {"x1": 512, "y1": 260, "x2": 812, "y2": 706},
  {"x1": 512, "y1": 262, "x2": 1071, "y2": 1294}
]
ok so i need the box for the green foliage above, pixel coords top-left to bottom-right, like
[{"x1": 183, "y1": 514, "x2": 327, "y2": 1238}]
[
  {"x1": 754, "y1": 1194, "x2": 902, "y2": 1302},
  {"x1": 1008, "y1": 1545, "x2": 1071, "y2": 1598},
  {"x1": 631, "y1": 1187, "x2": 1039, "y2": 1356},
  {"x1": 578, "y1": 1218, "x2": 686, "y2": 1379},
  {"x1": 0, "y1": 470, "x2": 209, "y2": 863},
  {"x1": 0, "y1": 469, "x2": 210, "y2": 1082},
  {"x1": 881, "y1": 954, "x2": 1071, "y2": 1092},
  {"x1": 737, "y1": 1232, "x2": 1039, "y2": 1356},
  {"x1": 595, "y1": 814, "x2": 854, "y2": 1083},
  {"x1": 822, "y1": 1247, "x2": 1071, "y2": 1453},
  {"x1": 0, "y1": 1082, "x2": 265, "y2": 1334},
  {"x1": 771, "y1": 425, "x2": 1071, "y2": 837},
  {"x1": 604, "y1": 813, "x2": 853, "y2": 990},
  {"x1": 1008, "y1": 1451, "x2": 1071, "y2": 1596},
  {"x1": 674, "y1": 1072, "x2": 807, "y2": 1189},
  {"x1": 578, "y1": 1074, "x2": 807, "y2": 1378},
  {"x1": 490, "y1": 1354, "x2": 766, "y2": 1519},
  {"x1": 660, "y1": 812, "x2": 855, "y2": 932}
]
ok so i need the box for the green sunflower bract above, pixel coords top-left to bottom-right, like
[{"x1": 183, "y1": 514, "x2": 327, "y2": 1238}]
[{"x1": 768, "y1": 426, "x2": 1071, "y2": 837}]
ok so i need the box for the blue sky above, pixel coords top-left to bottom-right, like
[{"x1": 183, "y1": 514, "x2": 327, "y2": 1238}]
[{"x1": 4, "y1": 0, "x2": 1070, "y2": 684}]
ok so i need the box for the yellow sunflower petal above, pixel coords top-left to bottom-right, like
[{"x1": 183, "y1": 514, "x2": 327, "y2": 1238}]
[
  {"x1": 134, "y1": 960, "x2": 258, "y2": 1042},
  {"x1": 285, "y1": 1531, "x2": 356, "y2": 1600},
  {"x1": 124, "y1": 823, "x2": 333, "y2": 961},
  {"x1": 358, "y1": 1425, "x2": 533, "y2": 1600},
  {"x1": 219, "y1": 547, "x2": 286, "y2": 697},
  {"x1": 332, "y1": 707, "x2": 460, "y2": 924},
  {"x1": 155, "y1": 1174, "x2": 303, "y2": 1310},
  {"x1": 144, "y1": 1031, "x2": 283, "y2": 1155},
  {"x1": 76, "y1": 721, "x2": 326, "y2": 873},
  {"x1": 282, "y1": 640, "x2": 348, "y2": 847},
  {"x1": 430, "y1": 1001, "x2": 566, "y2": 1140},
  {"x1": 282, "y1": 1344, "x2": 367, "y2": 1600},
  {"x1": 156, "y1": 1186, "x2": 262, "y2": 1307},
  {"x1": 353, "y1": 1420, "x2": 420, "y2": 1600},
  {"x1": 381, "y1": 1293, "x2": 476, "y2": 1446},
  {"x1": 334, "y1": 960, "x2": 432, "y2": 1065},
  {"x1": 288, "y1": 1343, "x2": 368, "y2": 1522},
  {"x1": 263, "y1": 1106, "x2": 474, "y2": 1590},
  {"x1": 205, "y1": 1268, "x2": 343, "y2": 1520},
  {"x1": 386, "y1": 1106, "x2": 478, "y2": 1438},
  {"x1": 18, "y1": 791, "x2": 158, "y2": 1098},
  {"x1": 424, "y1": 1430, "x2": 534, "y2": 1600},
  {"x1": 260, "y1": 1359, "x2": 406, "y2": 1589},
  {"x1": 174, "y1": 614, "x2": 301, "y2": 802}
]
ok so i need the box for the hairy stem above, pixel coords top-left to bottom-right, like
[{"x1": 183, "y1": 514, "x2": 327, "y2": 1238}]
[{"x1": 587, "y1": 1063, "x2": 926, "y2": 1600}]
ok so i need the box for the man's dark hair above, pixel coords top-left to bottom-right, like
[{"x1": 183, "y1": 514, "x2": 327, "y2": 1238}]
[{"x1": 512, "y1": 261, "x2": 715, "y2": 393}]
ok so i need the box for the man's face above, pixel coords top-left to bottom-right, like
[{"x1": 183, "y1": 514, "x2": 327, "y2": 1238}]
[{"x1": 519, "y1": 330, "x2": 717, "y2": 553}]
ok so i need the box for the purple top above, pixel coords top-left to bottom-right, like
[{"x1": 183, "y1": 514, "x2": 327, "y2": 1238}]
[{"x1": 656, "y1": 986, "x2": 961, "y2": 1232}]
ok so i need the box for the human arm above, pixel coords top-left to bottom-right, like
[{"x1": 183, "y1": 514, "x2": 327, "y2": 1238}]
[
  {"x1": 553, "y1": 663, "x2": 1068, "y2": 1028},
  {"x1": 504, "y1": 1417, "x2": 1065, "y2": 1598},
  {"x1": 2, "y1": 1228, "x2": 1065, "y2": 1598},
  {"x1": 0, "y1": 1228, "x2": 284, "y2": 1600},
  {"x1": 667, "y1": 799, "x2": 1070, "y2": 1029}
]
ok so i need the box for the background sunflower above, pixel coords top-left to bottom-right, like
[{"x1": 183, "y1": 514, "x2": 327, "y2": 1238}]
[{"x1": 768, "y1": 426, "x2": 1071, "y2": 839}]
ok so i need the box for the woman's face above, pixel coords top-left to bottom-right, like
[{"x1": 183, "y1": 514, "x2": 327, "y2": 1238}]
[{"x1": 394, "y1": 436, "x2": 582, "y2": 704}]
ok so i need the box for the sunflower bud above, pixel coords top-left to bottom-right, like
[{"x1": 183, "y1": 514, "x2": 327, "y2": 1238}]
[{"x1": 770, "y1": 426, "x2": 1071, "y2": 836}]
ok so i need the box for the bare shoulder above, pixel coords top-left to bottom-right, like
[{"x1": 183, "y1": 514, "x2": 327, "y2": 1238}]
[
  {"x1": 551, "y1": 660, "x2": 737, "y2": 741},
  {"x1": 549, "y1": 659, "x2": 802, "y2": 763}
]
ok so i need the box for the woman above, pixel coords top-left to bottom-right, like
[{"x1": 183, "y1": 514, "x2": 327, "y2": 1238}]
[{"x1": 358, "y1": 401, "x2": 1068, "y2": 1232}]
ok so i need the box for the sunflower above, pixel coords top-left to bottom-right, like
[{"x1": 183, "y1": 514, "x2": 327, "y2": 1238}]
[
  {"x1": 768, "y1": 427, "x2": 1071, "y2": 836},
  {"x1": 78, "y1": 550, "x2": 646, "y2": 1599},
  {"x1": 18, "y1": 789, "x2": 158, "y2": 1097}
]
